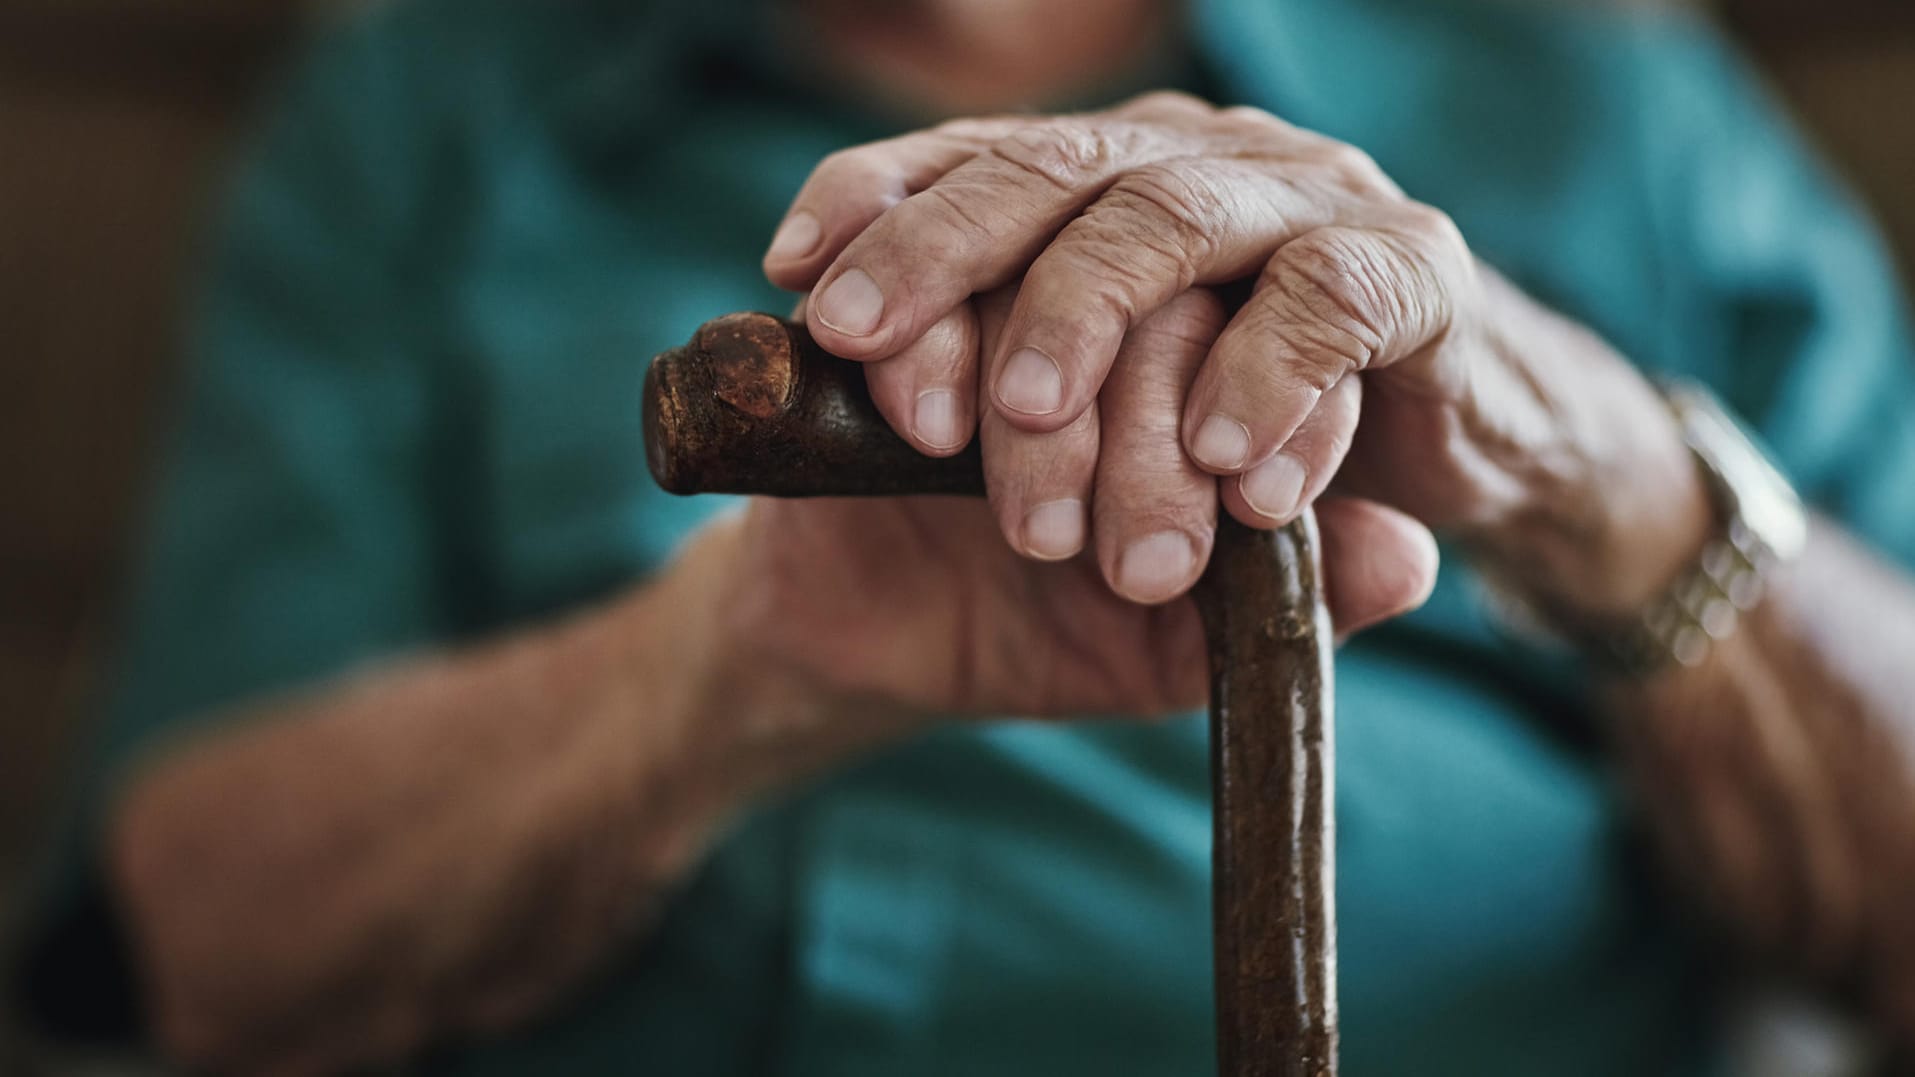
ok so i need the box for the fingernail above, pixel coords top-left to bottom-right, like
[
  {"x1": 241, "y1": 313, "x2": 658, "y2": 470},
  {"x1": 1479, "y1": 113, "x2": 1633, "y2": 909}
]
[
  {"x1": 996, "y1": 347, "x2": 1064, "y2": 415},
  {"x1": 1117, "y1": 531, "x2": 1197, "y2": 603},
  {"x1": 815, "y1": 268, "x2": 884, "y2": 336},
  {"x1": 766, "y1": 212, "x2": 821, "y2": 260},
  {"x1": 913, "y1": 390, "x2": 962, "y2": 450},
  {"x1": 1022, "y1": 499, "x2": 1086, "y2": 560},
  {"x1": 1190, "y1": 414, "x2": 1250, "y2": 470},
  {"x1": 1242, "y1": 453, "x2": 1308, "y2": 521}
]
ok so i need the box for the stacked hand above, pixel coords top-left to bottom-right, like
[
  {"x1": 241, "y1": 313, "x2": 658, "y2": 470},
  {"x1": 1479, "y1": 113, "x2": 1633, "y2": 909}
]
[{"x1": 701, "y1": 92, "x2": 1701, "y2": 720}]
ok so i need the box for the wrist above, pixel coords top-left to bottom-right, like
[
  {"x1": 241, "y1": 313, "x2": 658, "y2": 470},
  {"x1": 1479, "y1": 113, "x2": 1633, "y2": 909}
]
[
  {"x1": 640, "y1": 514, "x2": 923, "y2": 809},
  {"x1": 1466, "y1": 283, "x2": 1714, "y2": 619},
  {"x1": 1493, "y1": 409, "x2": 1712, "y2": 619}
]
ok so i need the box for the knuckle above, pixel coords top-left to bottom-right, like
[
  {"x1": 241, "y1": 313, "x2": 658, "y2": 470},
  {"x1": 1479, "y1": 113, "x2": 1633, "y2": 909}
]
[
  {"x1": 1102, "y1": 163, "x2": 1224, "y2": 271},
  {"x1": 1239, "y1": 301, "x2": 1371, "y2": 391},
  {"x1": 1372, "y1": 206, "x2": 1470, "y2": 328},
  {"x1": 1265, "y1": 231, "x2": 1400, "y2": 365},
  {"x1": 933, "y1": 116, "x2": 1009, "y2": 143},
  {"x1": 1275, "y1": 232, "x2": 1384, "y2": 316},
  {"x1": 1315, "y1": 143, "x2": 1388, "y2": 189},
  {"x1": 1048, "y1": 218, "x2": 1186, "y2": 326},
  {"x1": 1125, "y1": 89, "x2": 1213, "y2": 115},
  {"x1": 1220, "y1": 103, "x2": 1294, "y2": 137},
  {"x1": 1220, "y1": 103, "x2": 1275, "y2": 123},
  {"x1": 990, "y1": 120, "x2": 1121, "y2": 192},
  {"x1": 915, "y1": 182, "x2": 1008, "y2": 240},
  {"x1": 1398, "y1": 201, "x2": 1463, "y2": 248}
]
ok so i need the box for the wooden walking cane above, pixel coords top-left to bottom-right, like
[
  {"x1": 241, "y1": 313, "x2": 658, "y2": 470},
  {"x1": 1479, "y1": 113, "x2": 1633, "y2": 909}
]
[{"x1": 645, "y1": 313, "x2": 1337, "y2": 1077}]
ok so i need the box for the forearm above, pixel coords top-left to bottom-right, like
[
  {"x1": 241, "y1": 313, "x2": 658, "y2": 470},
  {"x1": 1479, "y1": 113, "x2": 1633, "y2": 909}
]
[
  {"x1": 106, "y1": 516, "x2": 885, "y2": 1073},
  {"x1": 1462, "y1": 275, "x2": 1915, "y2": 1041},
  {"x1": 1606, "y1": 522, "x2": 1915, "y2": 1043}
]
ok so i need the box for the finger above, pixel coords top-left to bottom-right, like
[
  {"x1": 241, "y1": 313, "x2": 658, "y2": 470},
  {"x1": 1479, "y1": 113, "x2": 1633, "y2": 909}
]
[
  {"x1": 978, "y1": 288, "x2": 1095, "y2": 561},
  {"x1": 763, "y1": 120, "x2": 1025, "y2": 291},
  {"x1": 778, "y1": 91, "x2": 1215, "y2": 290},
  {"x1": 1217, "y1": 372, "x2": 1361, "y2": 528},
  {"x1": 1313, "y1": 496, "x2": 1440, "y2": 641},
  {"x1": 804, "y1": 113, "x2": 1209, "y2": 361},
  {"x1": 982, "y1": 402, "x2": 1099, "y2": 562},
  {"x1": 1184, "y1": 208, "x2": 1473, "y2": 473},
  {"x1": 985, "y1": 153, "x2": 1381, "y2": 431},
  {"x1": 863, "y1": 302, "x2": 981, "y2": 455},
  {"x1": 1091, "y1": 289, "x2": 1229, "y2": 605}
]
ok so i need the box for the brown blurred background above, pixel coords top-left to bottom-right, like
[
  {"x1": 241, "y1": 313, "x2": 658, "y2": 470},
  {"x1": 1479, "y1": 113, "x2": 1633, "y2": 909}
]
[{"x1": 0, "y1": 0, "x2": 1912, "y2": 955}]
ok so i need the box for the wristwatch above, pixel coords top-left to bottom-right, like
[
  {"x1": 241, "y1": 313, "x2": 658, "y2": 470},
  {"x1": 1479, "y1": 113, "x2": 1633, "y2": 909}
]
[{"x1": 1486, "y1": 380, "x2": 1809, "y2": 674}]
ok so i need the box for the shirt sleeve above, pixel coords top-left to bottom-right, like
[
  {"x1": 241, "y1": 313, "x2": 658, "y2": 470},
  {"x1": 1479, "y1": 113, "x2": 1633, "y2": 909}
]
[
  {"x1": 13, "y1": 10, "x2": 456, "y2": 1041},
  {"x1": 1639, "y1": 17, "x2": 1915, "y2": 568}
]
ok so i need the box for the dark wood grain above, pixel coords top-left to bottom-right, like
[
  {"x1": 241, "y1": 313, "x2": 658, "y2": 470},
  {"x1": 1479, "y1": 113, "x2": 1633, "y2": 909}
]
[
  {"x1": 1200, "y1": 518, "x2": 1337, "y2": 1077},
  {"x1": 644, "y1": 312, "x2": 1337, "y2": 1076}
]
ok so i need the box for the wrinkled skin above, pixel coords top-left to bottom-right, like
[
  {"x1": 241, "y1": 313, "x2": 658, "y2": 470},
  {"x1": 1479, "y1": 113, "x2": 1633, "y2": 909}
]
[
  {"x1": 725, "y1": 91, "x2": 1692, "y2": 721},
  {"x1": 725, "y1": 284, "x2": 1437, "y2": 719}
]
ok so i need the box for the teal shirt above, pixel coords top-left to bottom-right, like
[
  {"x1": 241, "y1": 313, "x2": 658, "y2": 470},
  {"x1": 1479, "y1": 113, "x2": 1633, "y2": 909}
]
[{"x1": 27, "y1": 0, "x2": 1915, "y2": 1073}]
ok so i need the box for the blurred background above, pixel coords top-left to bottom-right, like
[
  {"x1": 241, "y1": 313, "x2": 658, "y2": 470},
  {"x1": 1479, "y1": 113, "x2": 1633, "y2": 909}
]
[{"x1": 0, "y1": 0, "x2": 1911, "y2": 1070}]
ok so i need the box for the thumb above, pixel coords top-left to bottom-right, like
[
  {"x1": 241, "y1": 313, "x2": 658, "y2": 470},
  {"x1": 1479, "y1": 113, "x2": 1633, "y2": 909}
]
[{"x1": 1313, "y1": 497, "x2": 1440, "y2": 643}]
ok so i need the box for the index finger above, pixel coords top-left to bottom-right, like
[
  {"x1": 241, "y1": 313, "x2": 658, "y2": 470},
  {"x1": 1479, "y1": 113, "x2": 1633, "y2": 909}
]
[
  {"x1": 762, "y1": 121, "x2": 1020, "y2": 293},
  {"x1": 801, "y1": 109, "x2": 1209, "y2": 361}
]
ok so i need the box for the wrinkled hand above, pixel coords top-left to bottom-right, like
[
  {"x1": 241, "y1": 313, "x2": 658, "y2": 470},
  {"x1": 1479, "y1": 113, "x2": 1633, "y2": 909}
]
[
  {"x1": 731, "y1": 90, "x2": 1705, "y2": 719},
  {"x1": 763, "y1": 91, "x2": 1602, "y2": 607},
  {"x1": 717, "y1": 289, "x2": 1436, "y2": 719}
]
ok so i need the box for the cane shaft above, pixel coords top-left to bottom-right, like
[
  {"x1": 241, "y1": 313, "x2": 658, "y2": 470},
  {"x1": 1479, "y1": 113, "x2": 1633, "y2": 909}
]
[{"x1": 644, "y1": 313, "x2": 1336, "y2": 1076}]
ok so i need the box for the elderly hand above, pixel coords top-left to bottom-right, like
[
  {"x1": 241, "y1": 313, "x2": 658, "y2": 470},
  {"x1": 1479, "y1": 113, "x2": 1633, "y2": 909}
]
[
  {"x1": 714, "y1": 287, "x2": 1437, "y2": 722},
  {"x1": 764, "y1": 92, "x2": 1710, "y2": 617}
]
